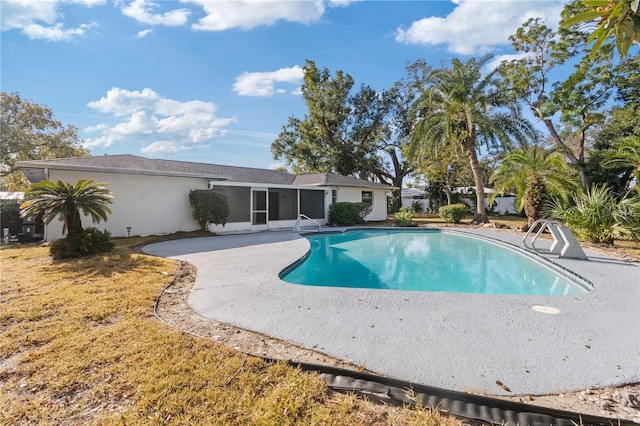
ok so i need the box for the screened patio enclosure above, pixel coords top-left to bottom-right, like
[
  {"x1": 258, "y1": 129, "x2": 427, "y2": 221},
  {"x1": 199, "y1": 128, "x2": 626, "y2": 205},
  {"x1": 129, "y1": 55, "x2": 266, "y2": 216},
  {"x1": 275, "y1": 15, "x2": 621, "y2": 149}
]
[{"x1": 210, "y1": 185, "x2": 325, "y2": 230}]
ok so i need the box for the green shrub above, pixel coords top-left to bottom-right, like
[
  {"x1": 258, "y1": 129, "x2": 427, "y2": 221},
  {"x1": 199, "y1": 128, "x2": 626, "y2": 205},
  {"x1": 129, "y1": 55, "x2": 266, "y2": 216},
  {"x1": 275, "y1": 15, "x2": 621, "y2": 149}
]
[
  {"x1": 438, "y1": 203, "x2": 469, "y2": 224},
  {"x1": 546, "y1": 185, "x2": 640, "y2": 244},
  {"x1": 0, "y1": 200, "x2": 22, "y2": 235},
  {"x1": 410, "y1": 200, "x2": 424, "y2": 213},
  {"x1": 394, "y1": 207, "x2": 415, "y2": 227},
  {"x1": 189, "y1": 189, "x2": 230, "y2": 231},
  {"x1": 328, "y1": 202, "x2": 371, "y2": 226},
  {"x1": 50, "y1": 228, "x2": 115, "y2": 259}
]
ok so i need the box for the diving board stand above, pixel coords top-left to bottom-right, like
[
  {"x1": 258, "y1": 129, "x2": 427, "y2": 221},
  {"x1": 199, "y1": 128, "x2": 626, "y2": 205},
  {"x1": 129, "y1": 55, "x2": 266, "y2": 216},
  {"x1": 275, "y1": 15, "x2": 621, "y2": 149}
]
[{"x1": 523, "y1": 219, "x2": 588, "y2": 260}]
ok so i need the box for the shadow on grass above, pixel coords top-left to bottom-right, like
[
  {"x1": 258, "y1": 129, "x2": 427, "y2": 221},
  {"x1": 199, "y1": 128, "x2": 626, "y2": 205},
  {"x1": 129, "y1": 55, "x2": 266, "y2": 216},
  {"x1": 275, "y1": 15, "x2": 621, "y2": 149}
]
[{"x1": 47, "y1": 247, "x2": 172, "y2": 279}]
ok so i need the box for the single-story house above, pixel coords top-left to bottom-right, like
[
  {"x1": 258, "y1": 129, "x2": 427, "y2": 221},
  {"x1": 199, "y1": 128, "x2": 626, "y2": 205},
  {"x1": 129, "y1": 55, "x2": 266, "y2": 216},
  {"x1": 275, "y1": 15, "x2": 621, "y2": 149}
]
[{"x1": 16, "y1": 154, "x2": 393, "y2": 241}]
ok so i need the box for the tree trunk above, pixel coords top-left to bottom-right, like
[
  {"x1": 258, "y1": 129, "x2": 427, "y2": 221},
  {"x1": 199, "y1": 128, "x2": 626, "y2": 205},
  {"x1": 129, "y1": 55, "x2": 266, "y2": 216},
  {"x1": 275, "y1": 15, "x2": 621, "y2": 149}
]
[
  {"x1": 372, "y1": 149, "x2": 412, "y2": 214},
  {"x1": 389, "y1": 187, "x2": 402, "y2": 213},
  {"x1": 462, "y1": 139, "x2": 488, "y2": 224},
  {"x1": 444, "y1": 187, "x2": 452, "y2": 205},
  {"x1": 65, "y1": 208, "x2": 83, "y2": 236},
  {"x1": 543, "y1": 119, "x2": 591, "y2": 188}
]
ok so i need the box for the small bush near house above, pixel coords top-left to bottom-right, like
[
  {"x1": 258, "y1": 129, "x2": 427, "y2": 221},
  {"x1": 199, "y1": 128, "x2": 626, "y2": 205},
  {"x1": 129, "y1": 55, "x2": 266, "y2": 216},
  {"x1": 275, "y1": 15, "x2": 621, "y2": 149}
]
[
  {"x1": 394, "y1": 206, "x2": 416, "y2": 227},
  {"x1": 329, "y1": 202, "x2": 371, "y2": 226},
  {"x1": 547, "y1": 185, "x2": 640, "y2": 244},
  {"x1": 50, "y1": 228, "x2": 115, "y2": 259},
  {"x1": 189, "y1": 189, "x2": 230, "y2": 231},
  {"x1": 411, "y1": 200, "x2": 424, "y2": 213},
  {"x1": 438, "y1": 203, "x2": 469, "y2": 224},
  {"x1": 0, "y1": 200, "x2": 22, "y2": 235}
]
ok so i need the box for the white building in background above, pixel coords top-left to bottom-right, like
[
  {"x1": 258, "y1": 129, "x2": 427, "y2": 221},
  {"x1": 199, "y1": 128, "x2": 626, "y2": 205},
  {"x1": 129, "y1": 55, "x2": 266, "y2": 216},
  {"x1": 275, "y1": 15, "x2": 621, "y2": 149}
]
[
  {"x1": 401, "y1": 187, "x2": 517, "y2": 215},
  {"x1": 17, "y1": 155, "x2": 393, "y2": 241}
]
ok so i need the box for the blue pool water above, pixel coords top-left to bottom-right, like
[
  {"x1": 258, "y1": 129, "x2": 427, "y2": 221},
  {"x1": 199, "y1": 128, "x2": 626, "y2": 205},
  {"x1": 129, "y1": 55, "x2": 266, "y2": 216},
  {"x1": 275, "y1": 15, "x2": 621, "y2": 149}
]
[{"x1": 281, "y1": 229, "x2": 589, "y2": 295}]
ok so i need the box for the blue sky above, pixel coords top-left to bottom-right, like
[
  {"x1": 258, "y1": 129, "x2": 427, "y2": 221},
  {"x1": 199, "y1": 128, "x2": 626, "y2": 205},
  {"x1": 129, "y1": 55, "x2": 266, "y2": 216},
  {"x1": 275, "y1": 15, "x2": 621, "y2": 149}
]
[{"x1": 2, "y1": 0, "x2": 570, "y2": 169}]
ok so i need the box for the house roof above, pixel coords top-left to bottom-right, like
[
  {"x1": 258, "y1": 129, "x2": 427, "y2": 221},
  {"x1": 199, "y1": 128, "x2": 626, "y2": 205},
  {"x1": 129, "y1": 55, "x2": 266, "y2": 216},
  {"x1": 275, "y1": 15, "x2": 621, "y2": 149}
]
[
  {"x1": 16, "y1": 154, "x2": 393, "y2": 190},
  {"x1": 293, "y1": 172, "x2": 392, "y2": 189}
]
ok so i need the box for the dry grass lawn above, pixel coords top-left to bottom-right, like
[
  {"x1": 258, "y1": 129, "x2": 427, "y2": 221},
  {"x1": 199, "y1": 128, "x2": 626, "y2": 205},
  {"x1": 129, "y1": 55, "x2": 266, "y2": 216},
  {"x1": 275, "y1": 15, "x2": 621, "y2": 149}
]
[{"x1": 0, "y1": 240, "x2": 461, "y2": 425}]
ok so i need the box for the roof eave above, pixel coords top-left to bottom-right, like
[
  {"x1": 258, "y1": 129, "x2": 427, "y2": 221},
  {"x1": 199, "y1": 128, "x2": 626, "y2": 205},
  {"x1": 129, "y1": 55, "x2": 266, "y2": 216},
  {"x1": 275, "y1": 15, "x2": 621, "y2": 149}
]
[{"x1": 15, "y1": 161, "x2": 230, "y2": 181}]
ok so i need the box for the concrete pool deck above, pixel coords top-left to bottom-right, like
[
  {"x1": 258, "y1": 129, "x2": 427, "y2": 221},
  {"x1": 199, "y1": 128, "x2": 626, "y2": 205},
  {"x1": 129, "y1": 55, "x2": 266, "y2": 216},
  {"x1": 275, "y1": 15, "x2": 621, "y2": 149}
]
[{"x1": 143, "y1": 227, "x2": 640, "y2": 396}]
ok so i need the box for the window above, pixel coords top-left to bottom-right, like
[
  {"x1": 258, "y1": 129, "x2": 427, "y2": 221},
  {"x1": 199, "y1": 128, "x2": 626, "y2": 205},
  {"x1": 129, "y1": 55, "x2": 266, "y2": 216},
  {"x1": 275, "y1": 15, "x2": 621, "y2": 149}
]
[
  {"x1": 331, "y1": 189, "x2": 337, "y2": 205},
  {"x1": 361, "y1": 191, "x2": 373, "y2": 207}
]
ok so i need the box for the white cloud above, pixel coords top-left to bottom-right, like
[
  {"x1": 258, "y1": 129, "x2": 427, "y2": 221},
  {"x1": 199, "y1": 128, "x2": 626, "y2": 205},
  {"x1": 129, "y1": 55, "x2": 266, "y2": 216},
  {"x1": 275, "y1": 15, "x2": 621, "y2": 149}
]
[
  {"x1": 121, "y1": 0, "x2": 191, "y2": 26},
  {"x1": 268, "y1": 162, "x2": 286, "y2": 170},
  {"x1": 184, "y1": 0, "x2": 326, "y2": 31},
  {"x1": 68, "y1": 0, "x2": 105, "y2": 5},
  {"x1": 141, "y1": 141, "x2": 191, "y2": 154},
  {"x1": 84, "y1": 88, "x2": 236, "y2": 152},
  {"x1": 21, "y1": 22, "x2": 98, "y2": 41},
  {"x1": 328, "y1": 0, "x2": 359, "y2": 6},
  {"x1": 1, "y1": 0, "x2": 103, "y2": 41},
  {"x1": 395, "y1": 0, "x2": 566, "y2": 55},
  {"x1": 1, "y1": 0, "x2": 58, "y2": 30},
  {"x1": 233, "y1": 65, "x2": 304, "y2": 97},
  {"x1": 485, "y1": 53, "x2": 528, "y2": 71},
  {"x1": 136, "y1": 28, "x2": 153, "y2": 38}
]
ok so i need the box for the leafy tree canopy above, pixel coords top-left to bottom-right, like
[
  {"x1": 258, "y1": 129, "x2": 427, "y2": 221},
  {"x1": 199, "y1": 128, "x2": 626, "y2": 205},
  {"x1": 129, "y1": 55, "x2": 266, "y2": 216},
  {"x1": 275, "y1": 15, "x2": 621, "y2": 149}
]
[
  {"x1": 594, "y1": 104, "x2": 640, "y2": 191},
  {"x1": 1, "y1": 92, "x2": 89, "y2": 191},
  {"x1": 499, "y1": 17, "x2": 622, "y2": 188},
  {"x1": 272, "y1": 60, "x2": 380, "y2": 177},
  {"x1": 272, "y1": 59, "x2": 421, "y2": 212},
  {"x1": 561, "y1": 0, "x2": 640, "y2": 59}
]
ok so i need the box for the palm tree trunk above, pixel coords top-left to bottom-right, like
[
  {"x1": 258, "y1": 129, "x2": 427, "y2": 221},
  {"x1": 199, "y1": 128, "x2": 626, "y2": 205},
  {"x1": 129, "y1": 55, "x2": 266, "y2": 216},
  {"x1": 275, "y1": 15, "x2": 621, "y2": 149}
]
[
  {"x1": 462, "y1": 140, "x2": 488, "y2": 224},
  {"x1": 66, "y1": 208, "x2": 84, "y2": 236},
  {"x1": 524, "y1": 178, "x2": 545, "y2": 228}
]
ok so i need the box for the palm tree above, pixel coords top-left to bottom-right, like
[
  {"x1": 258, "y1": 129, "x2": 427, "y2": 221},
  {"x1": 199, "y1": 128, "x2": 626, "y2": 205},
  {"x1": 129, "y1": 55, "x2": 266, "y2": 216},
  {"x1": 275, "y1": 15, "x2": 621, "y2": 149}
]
[
  {"x1": 20, "y1": 179, "x2": 113, "y2": 237},
  {"x1": 547, "y1": 184, "x2": 640, "y2": 244},
  {"x1": 489, "y1": 147, "x2": 580, "y2": 228},
  {"x1": 409, "y1": 57, "x2": 535, "y2": 223},
  {"x1": 604, "y1": 137, "x2": 640, "y2": 193}
]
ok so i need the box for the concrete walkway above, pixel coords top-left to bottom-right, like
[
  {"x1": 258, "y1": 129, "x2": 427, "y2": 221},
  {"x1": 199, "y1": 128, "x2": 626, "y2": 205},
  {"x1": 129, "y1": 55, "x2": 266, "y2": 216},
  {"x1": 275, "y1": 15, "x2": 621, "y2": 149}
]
[{"x1": 143, "y1": 228, "x2": 640, "y2": 396}]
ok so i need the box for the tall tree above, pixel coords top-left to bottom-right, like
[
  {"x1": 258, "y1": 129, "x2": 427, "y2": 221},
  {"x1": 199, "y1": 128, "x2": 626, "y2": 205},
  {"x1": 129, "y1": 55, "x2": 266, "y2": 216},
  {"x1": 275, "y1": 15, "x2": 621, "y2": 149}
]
[
  {"x1": 584, "y1": 55, "x2": 640, "y2": 192},
  {"x1": 272, "y1": 59, "x2": 421, "y2": 211},
  {"x1": 416, "y1": 142, "x2": 469, "y2": 207},
  {"x1": 1, "y1": 92, "x2": 89, "y2": 191},
  {"x1": 20, "y1": 179, "x2": 113, "y2": 237},
  {"x1": 498, "y1": 17, "x2": 619, "y2": 188},
  {"x1": 409, "y1": 57, "x2": 535, "y2": 223},
  {"x1": 490, "y1": 147, "x2": 580, "y2": 228},
  {"x1": 272, "y1": 60, "x2": 384, "y2": 177},
  {"x1": 588, "y1": 104, "x2": 640, "y2": 193}
]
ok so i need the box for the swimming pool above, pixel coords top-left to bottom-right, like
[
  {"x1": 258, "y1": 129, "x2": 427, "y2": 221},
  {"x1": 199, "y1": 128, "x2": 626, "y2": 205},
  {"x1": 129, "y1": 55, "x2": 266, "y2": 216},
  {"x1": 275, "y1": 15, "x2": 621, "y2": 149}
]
[{"x1": 281, "y1": 229, "x2": 590, "y2": 295}]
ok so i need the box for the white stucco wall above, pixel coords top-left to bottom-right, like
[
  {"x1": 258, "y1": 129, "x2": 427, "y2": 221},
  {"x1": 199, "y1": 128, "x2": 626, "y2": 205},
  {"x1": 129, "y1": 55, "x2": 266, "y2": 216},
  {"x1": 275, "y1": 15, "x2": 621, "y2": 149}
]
[
  {"x1": 44, "y1": 169, "x2": 207, "y2": 241},
  {"x1": 335, "y1": 187, "x2": 388, "y2": 221},
  {"x1": 39, "y1": 169, "x2": 390, "y2": 239}
]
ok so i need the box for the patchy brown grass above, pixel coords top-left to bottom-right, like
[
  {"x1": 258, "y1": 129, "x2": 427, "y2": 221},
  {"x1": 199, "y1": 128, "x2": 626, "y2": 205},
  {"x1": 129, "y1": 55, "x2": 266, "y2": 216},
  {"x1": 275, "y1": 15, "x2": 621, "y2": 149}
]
[{"x1": 0, "y1": 241, "x2": 461, "y2": 425}]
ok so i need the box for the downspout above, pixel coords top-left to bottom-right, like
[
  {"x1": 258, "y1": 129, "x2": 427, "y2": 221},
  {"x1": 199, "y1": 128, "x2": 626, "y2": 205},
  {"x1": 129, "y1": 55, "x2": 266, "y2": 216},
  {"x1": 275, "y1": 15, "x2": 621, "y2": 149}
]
[{"x1": 43, "y1": 168, "x2": 49, "y2": 242}]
